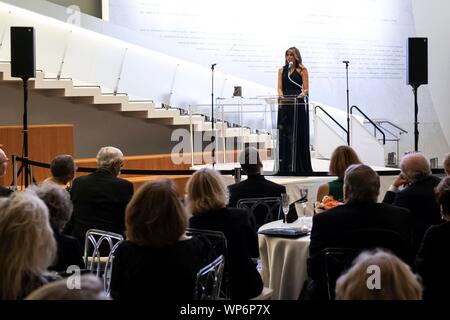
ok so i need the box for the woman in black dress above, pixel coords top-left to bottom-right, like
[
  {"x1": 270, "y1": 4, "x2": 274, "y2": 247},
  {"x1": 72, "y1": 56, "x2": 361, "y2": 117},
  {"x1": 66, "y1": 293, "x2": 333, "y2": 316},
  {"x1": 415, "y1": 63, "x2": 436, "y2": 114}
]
[{"x1": 277, "y1": 46, "x2": 313, "y2": 174}]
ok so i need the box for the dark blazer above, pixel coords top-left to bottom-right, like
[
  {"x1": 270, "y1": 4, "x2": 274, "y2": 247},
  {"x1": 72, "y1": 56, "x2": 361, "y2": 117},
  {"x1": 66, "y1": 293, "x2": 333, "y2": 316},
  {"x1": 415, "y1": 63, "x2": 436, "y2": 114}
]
[
  {"x1": 228, "y1": 174, "x2": 286, "y2": 207},
  {"x1": 308, "y1": 200, "x2": 412, "y2": 281},
  {"x1": 0, "y1": 185, "x2": 12, "y2": 198},
  {"x1": 70, "y1": 169, "x2": 133, "y2": 246},
  {"x1": 110, "y1": 238, "x2": 208, "y2": 300},
  {"x1": 228, "y1": 174, "x2": 288, "y2": 228},
  {"x1": 189, "y1": 207, "x2": 263, "y2": 300},
  {"x1": 382, "y1": 175, "x2": 442, "y2": 254},
  {"x1": 49, "y1": 229, "x2": 85, "y2": 273},
  {"x1": 416, "y1": 221, "x2": 450, "y2": 300}
]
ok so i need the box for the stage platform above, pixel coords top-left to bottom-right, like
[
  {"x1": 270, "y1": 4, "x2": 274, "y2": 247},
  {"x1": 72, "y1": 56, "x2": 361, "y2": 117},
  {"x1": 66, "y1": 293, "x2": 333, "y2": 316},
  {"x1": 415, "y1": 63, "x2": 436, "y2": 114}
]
[{"x1": 192, "y1": 158, "x2": 400, "y2": 216}]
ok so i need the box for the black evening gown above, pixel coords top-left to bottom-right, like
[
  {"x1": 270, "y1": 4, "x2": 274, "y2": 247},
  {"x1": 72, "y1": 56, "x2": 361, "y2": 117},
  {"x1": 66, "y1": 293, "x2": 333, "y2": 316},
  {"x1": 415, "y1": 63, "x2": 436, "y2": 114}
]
[{"x1": 277, "y1": 65, "x2": 313, "y2": 174}]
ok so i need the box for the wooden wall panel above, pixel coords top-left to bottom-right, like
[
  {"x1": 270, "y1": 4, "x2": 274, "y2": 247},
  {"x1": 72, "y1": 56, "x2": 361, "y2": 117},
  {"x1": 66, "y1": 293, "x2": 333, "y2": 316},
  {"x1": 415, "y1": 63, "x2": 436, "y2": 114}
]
[{"x1": 0, "y1": 124, "x2": 74, "y2": 185}]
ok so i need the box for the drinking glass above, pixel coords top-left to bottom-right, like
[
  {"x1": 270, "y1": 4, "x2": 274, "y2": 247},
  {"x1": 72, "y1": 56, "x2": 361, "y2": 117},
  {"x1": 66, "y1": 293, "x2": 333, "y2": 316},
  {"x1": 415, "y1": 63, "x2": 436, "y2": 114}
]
[{"x1": 281, "y1": 193, "x2": 290, "y2": 224}]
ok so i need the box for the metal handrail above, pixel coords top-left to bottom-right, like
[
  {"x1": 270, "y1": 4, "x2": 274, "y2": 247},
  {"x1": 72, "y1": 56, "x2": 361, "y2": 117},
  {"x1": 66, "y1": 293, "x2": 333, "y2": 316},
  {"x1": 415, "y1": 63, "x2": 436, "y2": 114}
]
[
  {"x1": 314, "y1": 105, "x2": 348, "y2": 134},
  {"x1": 350, "y1": 105, "x2": 385, "y2": 144},
  {"x1": 369, "y1": 119, "x2": 408, "y2": 134}
]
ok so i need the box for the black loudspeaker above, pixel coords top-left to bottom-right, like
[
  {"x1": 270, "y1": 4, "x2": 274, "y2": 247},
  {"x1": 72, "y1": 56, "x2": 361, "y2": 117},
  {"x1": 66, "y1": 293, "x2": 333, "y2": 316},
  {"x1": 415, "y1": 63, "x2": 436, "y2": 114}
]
[
  {"x1": 407, "y1": 37, "x2": 428, "y2": 86},
  {"x1": 10, "y1": 26, "x2": 36, "y2": 79}
]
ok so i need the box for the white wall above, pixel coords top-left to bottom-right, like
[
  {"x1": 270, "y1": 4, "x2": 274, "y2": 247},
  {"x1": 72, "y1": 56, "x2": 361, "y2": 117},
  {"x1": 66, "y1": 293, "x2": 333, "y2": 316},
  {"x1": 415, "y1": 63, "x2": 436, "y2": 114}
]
[{"x1": 412, "y1": 0, "x2": 450, "y2": 151}]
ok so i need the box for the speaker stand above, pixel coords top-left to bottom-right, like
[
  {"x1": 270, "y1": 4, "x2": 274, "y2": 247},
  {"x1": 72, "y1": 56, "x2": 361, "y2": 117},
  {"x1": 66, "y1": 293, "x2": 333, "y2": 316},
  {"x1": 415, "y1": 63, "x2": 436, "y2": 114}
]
[
  {"x1": 18, "y1": 77, "x2": 33, "y2": 188},
  {"x1": 411, "y1": 84, "x2": 420, "y2": 152}
]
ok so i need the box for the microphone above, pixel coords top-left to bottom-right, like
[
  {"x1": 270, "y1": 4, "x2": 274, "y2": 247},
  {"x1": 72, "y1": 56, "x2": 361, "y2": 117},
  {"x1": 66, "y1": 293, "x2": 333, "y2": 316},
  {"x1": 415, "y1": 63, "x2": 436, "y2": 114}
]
[
  {"x1": 342, "y1": 60, "x2": 349, "y2": 64},
  {"x1": 288, "y1": 61, "x2": 293, "y2": 68}
]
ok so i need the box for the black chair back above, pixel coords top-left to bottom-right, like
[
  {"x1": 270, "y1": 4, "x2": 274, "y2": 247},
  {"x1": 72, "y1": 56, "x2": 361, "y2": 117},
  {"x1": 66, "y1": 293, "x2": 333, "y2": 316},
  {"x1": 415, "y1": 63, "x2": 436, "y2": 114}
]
[
  {"x1": 237, "y1": 197, "x2": 281, "y2": 230},
  {"x1": 194, "y1": 255, "x2": 225, "y2": 300},
  {"x1": 186, "y1": 228, "x2": 230, "y2": 299}
]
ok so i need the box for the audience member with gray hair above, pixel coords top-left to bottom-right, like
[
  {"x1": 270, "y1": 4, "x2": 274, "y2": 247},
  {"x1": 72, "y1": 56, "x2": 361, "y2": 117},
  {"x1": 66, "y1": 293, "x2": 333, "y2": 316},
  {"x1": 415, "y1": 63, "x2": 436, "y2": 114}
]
[
  {"x1": 30, "y1": 183, "x2": 84, "y2": 272},
  {"x1": 70, "y1": 146, "x2": 133, "y2": 248},
  {"x1": 302, "y1": 164, "x2": 412, "y2": 300},
  {"x1": 444, "y1": 153, "x2": 450, "y2": 176},
  {"x1": 0, "y1": 190, "x2": 58, "y2": 299},
  {"x1": 26, "y1": 274, "x2": 109, "y2": 300},
  {"x1": 383, "y1": 152, "x2": 441, "y2": 255},
  {"x1": 336, "y1": 249, "x2": 422, "y2": 300}
]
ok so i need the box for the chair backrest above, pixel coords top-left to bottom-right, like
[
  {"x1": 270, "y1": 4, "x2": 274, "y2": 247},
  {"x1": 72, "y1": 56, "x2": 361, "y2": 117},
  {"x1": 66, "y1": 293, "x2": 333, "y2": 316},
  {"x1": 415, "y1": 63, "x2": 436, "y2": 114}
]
[
  {"x1": 320, "y1": 247, "x2": 359, "y2": 300},
  {"x1": 83, "y1": 229, "x2": 123, "y2": 278},
  {"x1": 194, "y1": 255, "x2": 225, "y2": 300},
  {"x1": 186, "y1": 228, "x2": 230, "y2": 299},
  {"x1": 236, "y1": 197, "x2": 281, "y2": 230}
]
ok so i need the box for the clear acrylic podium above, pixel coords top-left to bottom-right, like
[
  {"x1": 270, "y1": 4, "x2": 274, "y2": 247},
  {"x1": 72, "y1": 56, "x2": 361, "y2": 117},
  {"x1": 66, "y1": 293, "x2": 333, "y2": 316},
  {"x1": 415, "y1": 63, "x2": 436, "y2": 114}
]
[{"x1": 187, "y1": 95, "x2": 310, "y2": 174}]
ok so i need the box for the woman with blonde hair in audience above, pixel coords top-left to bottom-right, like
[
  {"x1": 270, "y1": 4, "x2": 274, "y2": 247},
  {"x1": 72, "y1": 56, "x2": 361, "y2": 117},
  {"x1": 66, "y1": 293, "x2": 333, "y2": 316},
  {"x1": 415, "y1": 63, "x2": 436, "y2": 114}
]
[
  {"x1": 0, "y1": 190, "x2": 57, "y2": 299},
  {"x1": 316, "y1": 145, "x2": 362, "y2": 202},
  {"x1": 186, "y1": 168, "x2": 263, "y2": 300},
  {"x1": 335, "y1": 249, "x2": 422, "y2": 300},
  {"x1": 110, "y1": 179, "x2": 209, "y2": 300},
  {"x1": 26, "y1": 274, "x2": 108, "y2": 300}
]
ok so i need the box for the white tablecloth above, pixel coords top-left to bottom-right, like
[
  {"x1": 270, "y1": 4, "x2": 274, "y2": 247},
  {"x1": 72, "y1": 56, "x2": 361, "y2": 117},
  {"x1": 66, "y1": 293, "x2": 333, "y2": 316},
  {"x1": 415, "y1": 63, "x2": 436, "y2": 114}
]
[{"x1": 258, "y1": 218, "x2": 312, "y2": 300}]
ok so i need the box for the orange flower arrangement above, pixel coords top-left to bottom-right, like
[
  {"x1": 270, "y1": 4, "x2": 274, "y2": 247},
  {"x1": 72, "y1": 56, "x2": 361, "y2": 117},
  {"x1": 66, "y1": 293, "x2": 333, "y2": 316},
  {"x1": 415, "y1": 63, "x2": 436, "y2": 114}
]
[
  {"x1": 321, "y1": 195, "x2": 342, "y2": 210},
  {"x1": 314, "y1": 195, "x2": 342, "y2": 213}
]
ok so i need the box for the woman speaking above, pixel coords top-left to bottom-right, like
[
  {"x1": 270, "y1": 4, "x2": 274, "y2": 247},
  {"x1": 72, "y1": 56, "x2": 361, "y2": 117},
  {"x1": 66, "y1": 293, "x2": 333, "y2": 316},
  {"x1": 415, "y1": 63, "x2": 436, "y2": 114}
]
[{"x1": 277, "y1": 46, "x2": 313, "y2": 175}]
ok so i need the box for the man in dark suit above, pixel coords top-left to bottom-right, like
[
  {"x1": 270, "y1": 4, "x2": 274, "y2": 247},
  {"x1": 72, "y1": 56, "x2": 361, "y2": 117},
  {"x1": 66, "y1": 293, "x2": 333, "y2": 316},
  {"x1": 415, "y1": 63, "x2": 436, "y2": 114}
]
[
  {"x1": 70, "y1": 146, "x2": 133, "y2": 246},
  {"x1": 228, "y1": 147, "x2": 288, "y2": 228},
  {"x1": 382, "y1": 152, "x2": 441, "y2": 255},
  {"x1": 303, "y1": 164, "x2": 412, "y2": 299},
  {"x1": 0, "y1": 148, "x2": 13, "y2": 198}
]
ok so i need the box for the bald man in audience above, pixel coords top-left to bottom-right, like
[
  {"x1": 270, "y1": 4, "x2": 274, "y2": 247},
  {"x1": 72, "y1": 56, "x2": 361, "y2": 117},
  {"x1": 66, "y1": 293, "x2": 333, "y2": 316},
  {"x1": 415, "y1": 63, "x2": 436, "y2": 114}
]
[
  {"x1": 0, "y1": 148, "x2": 13, "y2": 198},
  {"x1": 444, "y1": 153, "x2": 450, "y2": 176},
  {"x1": 383, "y1": 152, "x2": 441, "y2": 255}
]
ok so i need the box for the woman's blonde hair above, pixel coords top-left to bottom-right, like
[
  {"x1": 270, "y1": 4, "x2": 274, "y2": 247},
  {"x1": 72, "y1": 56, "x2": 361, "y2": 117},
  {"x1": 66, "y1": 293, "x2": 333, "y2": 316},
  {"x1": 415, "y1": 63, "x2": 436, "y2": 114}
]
[
  {"x1": 0, "y1": 190, "x2": 57, "y2": 299},
  {"x1": 26, "y1": 274, "x2": 109, "y2": 300},
  {"x1": 126, "y1": 179, "x2": 187, "y2": 247},
  {"x1": 335, "y1": 249, "x2": 422, "y2": 300},
  {"x1": 186, "y1": 168, "x2": 228, "y2": 216},
  {"x1": 329, "y1": 145, "x2": 362, "y2": 179}
]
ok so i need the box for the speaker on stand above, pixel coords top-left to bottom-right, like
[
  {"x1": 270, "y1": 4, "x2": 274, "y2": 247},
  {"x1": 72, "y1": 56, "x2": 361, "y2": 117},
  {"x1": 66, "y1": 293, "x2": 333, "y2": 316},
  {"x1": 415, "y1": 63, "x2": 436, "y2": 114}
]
[
  {"x1": 407, "y1": 37, "x2": 428, "y2": 152},
  {"x1": 10, "y1": 26, "x2": 36, "y2": 188}
]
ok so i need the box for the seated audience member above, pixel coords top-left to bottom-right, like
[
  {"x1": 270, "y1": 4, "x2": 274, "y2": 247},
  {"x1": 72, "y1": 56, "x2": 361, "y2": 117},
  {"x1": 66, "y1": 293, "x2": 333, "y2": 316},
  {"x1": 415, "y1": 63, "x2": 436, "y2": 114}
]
[
  {"x1": 26, "y1": 274, "x2": 108, "y2": 300},
  {"x1": 43, "y1": 154, "x2": 76, "y2": 190},
  {"x1": 444, "y1": 153, "x2": 450, "y2": 176},
  {"x1": 31, "y1": 184, "x2": 85, "y2": 272},
  {"x1": 336, "y1": 249, "x2": 422, "y2": 300},
  {"x1": 0, "y1": 147, "x2": 13, "y2": 198},
  {"x1": 316, "y1": 145, "x2": 361, "y2": 203},
  {"x1": 416, "y1": 177, "x2": 450, "y2": 300},
  {"x1": 71, "y1": 146, "x2": 133, "y2": 247},
  {"x1": 187, "y1": 168, "x2": 263, "y2": 300},
  {"x1": 0, "y1": 190, "x2": 57, "y2": 299},
  {"x1": 110, "y1": 179, "x2": 209, "y2": 300},
  {"x1": 304, "y1": 164, "x2": 412, "y2": 299},
  {"x1": 228, "y1": 147, "x2": 287, "y2": 227},
  {"x1": 383, "y1": 152, "x2": 441, "y2": 255}
]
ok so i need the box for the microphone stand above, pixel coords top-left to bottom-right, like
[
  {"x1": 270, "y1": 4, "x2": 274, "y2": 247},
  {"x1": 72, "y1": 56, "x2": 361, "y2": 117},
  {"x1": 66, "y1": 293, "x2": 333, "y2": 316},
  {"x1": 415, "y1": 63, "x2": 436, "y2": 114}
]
[
  {"x1": 210, "y1": 63, "x2": 216, "y2": 167},
  {"x1": 343, "y1": 60, "x2": 350, "y2": 145}
]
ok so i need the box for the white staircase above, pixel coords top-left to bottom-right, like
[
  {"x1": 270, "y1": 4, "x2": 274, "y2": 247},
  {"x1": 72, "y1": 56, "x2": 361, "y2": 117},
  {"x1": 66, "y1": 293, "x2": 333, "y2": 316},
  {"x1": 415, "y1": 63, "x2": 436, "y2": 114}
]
[{"x1": 0, "y1": 62, "x2": 272, "y2": 146}]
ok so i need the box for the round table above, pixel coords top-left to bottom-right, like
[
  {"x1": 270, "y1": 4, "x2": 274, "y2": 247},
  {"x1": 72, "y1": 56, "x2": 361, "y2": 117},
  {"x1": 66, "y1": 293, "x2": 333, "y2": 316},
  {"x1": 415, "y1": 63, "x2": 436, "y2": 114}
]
[{"x1": 258, "y1": 218, "x2": 312, "y2": 300}]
